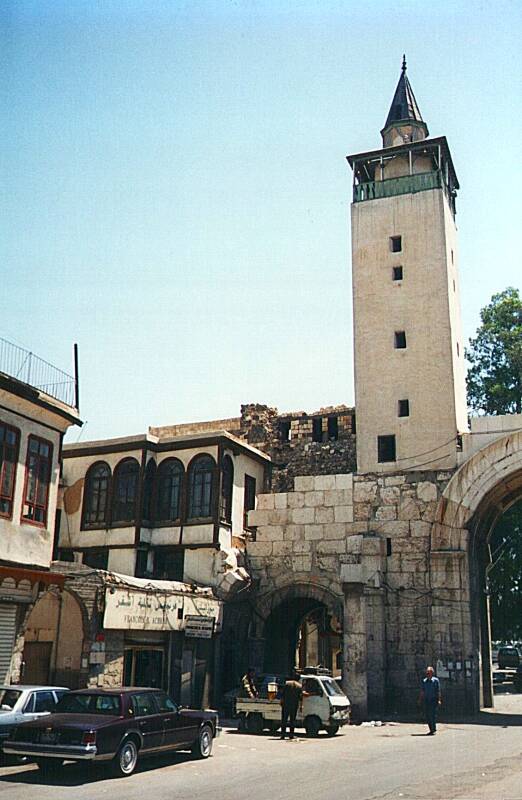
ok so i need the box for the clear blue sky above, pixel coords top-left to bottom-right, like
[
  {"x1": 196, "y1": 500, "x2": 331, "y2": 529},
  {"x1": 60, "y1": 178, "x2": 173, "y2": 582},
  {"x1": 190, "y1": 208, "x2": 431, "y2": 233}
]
[{"x1": 2, "y1": 0, "x2": 521, "y2": 442}]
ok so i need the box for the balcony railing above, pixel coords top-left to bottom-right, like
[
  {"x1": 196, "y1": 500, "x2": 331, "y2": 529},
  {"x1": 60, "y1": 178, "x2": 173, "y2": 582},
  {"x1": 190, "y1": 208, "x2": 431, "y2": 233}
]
[
  {"x1": 353, "y1": 170, "x2": 442, "y2": 203},
  {"x1": 0, "y1": 336, "x2": 78, "y2": 409}
]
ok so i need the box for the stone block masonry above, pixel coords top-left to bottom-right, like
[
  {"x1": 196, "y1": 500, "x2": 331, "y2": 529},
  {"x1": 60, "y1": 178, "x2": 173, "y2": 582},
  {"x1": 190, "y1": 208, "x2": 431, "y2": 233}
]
[{"x1": 246, "y1": 468, "x2": 477, "y2": 718}]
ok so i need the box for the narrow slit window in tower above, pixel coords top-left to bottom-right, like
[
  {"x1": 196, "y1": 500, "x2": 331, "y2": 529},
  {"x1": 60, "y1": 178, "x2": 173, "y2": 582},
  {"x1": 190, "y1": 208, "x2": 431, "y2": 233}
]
[
  {"x1": 394, "y1": 330, "x2": 407, "y2": 349},
  {"x1": 393, "y1": 266, "x2": 403, "y2": 281},
  {"x1": 390, "y1": 235, "x2": 402, "y2": 252},
  {"x1": 398, "y1": 399, "x2": 410, "y2": 417},
  {"x1": 378, "y1": 435, "x2": 396, "y2": 463}
]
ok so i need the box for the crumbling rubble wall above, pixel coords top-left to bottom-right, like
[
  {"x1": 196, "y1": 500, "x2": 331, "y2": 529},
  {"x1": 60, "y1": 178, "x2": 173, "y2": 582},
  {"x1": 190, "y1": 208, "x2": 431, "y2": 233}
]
[{"x1": 239, "y1": 403, "x2": 357, "y2": 491}]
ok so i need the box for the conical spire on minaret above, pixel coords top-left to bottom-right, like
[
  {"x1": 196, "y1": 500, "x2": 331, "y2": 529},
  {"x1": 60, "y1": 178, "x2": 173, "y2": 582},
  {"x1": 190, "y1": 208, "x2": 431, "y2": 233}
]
[{"x1": 381, "y1": 56, "x2": 429, "y2": 146}]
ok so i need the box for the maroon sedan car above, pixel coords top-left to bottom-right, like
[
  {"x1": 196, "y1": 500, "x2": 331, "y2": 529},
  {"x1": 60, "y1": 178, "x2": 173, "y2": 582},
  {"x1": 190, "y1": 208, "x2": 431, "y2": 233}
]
[{"x1": 4, "y1": 688, "x2": 219, "y2": 777}]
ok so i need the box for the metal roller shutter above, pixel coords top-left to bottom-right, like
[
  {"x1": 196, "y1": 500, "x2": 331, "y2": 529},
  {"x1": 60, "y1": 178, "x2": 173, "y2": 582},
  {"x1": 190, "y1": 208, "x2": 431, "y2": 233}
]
[{"x1": 0, "y1": 604, "x2": 17, "y2": 683}]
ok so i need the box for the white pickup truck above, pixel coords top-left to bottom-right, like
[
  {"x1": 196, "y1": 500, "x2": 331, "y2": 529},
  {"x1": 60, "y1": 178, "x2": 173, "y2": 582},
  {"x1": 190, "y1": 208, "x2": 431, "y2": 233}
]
[{"x1": 235, "y1": 672, "x2": 351, "y2": 736}]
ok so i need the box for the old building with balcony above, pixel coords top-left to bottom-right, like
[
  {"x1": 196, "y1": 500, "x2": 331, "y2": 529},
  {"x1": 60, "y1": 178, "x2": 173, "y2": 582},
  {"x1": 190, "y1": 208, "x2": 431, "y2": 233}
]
[{"x1": 0, "y1": 337, "x2": 81, "y2": 684}]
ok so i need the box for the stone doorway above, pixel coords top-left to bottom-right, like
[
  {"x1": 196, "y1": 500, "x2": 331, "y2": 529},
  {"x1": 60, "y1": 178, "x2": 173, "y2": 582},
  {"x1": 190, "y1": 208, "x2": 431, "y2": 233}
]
[{"x1": 255, "y1": 583, "x2": 343, "y2": 679}]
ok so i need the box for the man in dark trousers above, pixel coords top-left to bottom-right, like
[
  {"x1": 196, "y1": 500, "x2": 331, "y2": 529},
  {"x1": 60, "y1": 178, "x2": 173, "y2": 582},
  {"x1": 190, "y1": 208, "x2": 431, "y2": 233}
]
[
  {"x1": 280, "y1": 671, "x2": 303, "y2": 740},
  {"x1": 419, "y1": 665, "x2": 442, "y2": 735}
]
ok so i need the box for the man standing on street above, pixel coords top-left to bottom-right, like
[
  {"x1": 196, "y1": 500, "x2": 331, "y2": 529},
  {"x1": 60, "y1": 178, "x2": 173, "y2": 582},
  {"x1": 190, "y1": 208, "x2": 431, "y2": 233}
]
[
  {"x1": 241, "y1": 668, "x2": 259, "y2": 699},
  {"x1": 280, "y1": 671, "x2": 303, "y2": 740},
  {"x1": 419, "y1": 665, "x2": 442, "y2": 735}
]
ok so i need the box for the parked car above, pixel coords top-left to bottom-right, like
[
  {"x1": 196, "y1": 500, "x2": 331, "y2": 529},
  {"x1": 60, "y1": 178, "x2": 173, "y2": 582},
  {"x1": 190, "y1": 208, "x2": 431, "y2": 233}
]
[
  {"x1": 497, "y1": 647, "x2": 521, "y2": 669},
  {"x1": 0, "y1": 686, "x2": 68, "y2": 753},
  {"x1": 4, "y1": 687, "x2": 219, "y2": 777}
]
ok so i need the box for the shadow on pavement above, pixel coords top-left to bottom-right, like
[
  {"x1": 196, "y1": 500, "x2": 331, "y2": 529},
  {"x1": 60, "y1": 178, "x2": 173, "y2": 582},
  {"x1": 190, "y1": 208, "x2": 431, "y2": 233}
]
[{"x1": 0, "y1": 751, "x2": 196, "y2": 787}]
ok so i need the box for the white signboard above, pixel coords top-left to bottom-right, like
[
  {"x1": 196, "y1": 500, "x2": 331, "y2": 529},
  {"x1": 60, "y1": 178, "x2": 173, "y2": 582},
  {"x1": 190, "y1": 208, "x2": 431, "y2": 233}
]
[
  {"x1": 184, "y1": 615, "x2": 215, "y2": 639},
  {"x1": 103, "y1": 588, "x2": 221, "y2": 633},
  {"x1": 184, "y1": 594, "x2": 223, "y2": 632}
]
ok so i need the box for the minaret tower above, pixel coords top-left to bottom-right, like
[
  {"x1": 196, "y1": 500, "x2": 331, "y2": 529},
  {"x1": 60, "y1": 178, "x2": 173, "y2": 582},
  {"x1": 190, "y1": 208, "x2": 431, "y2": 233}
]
[{"x1": 348, "y1": 58, "x2": 468, "y2": 473}]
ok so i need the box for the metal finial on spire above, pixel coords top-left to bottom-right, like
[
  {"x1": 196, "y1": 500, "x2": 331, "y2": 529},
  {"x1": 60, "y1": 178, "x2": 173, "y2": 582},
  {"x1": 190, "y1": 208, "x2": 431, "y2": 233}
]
[{"x1": 402, "y1": 54, "x2": 407, "y2": 73}]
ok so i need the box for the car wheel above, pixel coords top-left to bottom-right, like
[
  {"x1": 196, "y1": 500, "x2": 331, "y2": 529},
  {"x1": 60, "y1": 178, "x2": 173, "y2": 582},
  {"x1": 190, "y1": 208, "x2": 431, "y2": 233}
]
[
  {"x1": 246, "y1": 713, "x2": 264, "y2": 735},
  {"x1": 305, "y1": 715, "x2": 322, "y2": 737},
  {"x1": 191, "y1": 724, "x2": 213, "y2": 759},
  {"x1": 325, "y1": 723, "x2": 339, "y2": 736},
  {"x1": 112, "y1": 738, "x2": 139, "y2": 777},
  {"x1": 36, "y1": 758, "x2": 64, "y2": 775}
]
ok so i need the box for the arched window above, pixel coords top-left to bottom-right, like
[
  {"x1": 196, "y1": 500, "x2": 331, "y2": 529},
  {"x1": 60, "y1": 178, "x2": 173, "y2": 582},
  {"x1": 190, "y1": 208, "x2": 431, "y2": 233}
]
[
  {"x1": 156, "y1": 459, "x2": 183, "y2": 522},
  {"x1": 220, "y1": 455, "x2": 234, "y2": 523},
  {"x1": 142, "y1": 459, "x2": 156, "y2": 524},
  {"x1": 83, "y1": 462, "x2": 111, "y2": 527},
  {"x1": 187, "y1": 455, "x2": 215, "y2": 519},
  {"x1": 112, "y1": 458, "x2": 139, "y2": 523}
]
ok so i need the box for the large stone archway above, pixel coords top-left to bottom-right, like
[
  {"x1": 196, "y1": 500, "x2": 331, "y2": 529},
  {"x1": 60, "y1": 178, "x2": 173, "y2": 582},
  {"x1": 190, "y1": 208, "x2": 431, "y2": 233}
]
[
  {"x1": 254, "y1": 581, "x2": 343, "y2": 629},
  {"x1": 252, "y1": 581, "x2": 343, "y2": 677},
  {"x1": 429, "y1": 429, "x2": 522, "y2": 712}
]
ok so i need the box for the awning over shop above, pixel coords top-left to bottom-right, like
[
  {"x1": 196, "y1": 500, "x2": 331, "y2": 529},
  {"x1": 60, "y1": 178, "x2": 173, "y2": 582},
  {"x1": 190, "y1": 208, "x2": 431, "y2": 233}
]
[{"x1": 0, "y1": 564, "x2": 65, "y2": 592}]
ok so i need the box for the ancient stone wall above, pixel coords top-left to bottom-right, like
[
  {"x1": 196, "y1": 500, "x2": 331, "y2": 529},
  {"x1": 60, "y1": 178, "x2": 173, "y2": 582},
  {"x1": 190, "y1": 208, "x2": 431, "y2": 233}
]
[
  {"x1": 240, "y1": 404, "x2": 357, "y2": 491},
  {"x1": 246, "y1": 468, "x2": 477, "y2": 717}
]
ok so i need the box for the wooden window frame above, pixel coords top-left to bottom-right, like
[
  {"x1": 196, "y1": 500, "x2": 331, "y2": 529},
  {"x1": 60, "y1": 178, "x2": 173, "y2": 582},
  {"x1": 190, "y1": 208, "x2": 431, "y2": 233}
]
[
  {"x1": 220, "y1": 455, "x2": 234, "y2": 524},
  {"x1": 0, "y1": 421, "x2": 20, "y2": 520},
  {"x1": 156, "y1": 458, "x2": 184, "y2": 523},
  {"x1": 81, "y1": 461, "x2": 112, "y2": 530},
  {"x1": 112, "y1": 457, "x2": 140, "y2": 524},
  {"x1": 142, "y1": 459, "x2": 157, "y2": 525},
  {"x1": 187, "y1": 454, "x2": 216, "y2": 521},
  {"x1": 21, "y1": 434, "x2": 53, "y2": 528},
  {"x1": 243, "y1": 474, "x2": 256, "y2": 531}
]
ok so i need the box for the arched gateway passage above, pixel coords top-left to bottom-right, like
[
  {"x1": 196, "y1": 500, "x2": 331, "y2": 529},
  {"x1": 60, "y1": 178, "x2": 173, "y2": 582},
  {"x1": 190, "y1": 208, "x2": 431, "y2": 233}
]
[
  {"x1": 431, "y1": 429, "x2": 522, "y2": 713},
  {"x1": 255, "y1": 583, "x2": 343, "y2": 677}
]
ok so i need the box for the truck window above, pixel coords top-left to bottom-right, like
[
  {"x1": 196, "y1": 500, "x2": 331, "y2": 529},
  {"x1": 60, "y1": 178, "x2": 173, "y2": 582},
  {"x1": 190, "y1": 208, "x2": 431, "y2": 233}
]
[{"x1": 321, "y1": 679, "x2": 344, "y2": 697}]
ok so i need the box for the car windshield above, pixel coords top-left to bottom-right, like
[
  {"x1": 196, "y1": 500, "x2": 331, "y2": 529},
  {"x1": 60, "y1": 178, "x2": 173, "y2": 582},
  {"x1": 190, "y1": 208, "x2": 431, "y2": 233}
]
[
  {"x1": 321, "y1": 679, "x2": 345, "y2": 697},
  {"x1": 0, "y1": 689, "x2": 21, "y2": 710},
  {"x1": 56, "y1": 693, "x2": 122, "y2": 715}
]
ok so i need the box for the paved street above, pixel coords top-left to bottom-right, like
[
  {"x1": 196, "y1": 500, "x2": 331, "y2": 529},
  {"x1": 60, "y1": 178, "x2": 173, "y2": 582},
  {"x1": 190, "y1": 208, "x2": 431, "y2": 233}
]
[{"x1": 1, "y1": 694, "x2": 521, "y2": 800}]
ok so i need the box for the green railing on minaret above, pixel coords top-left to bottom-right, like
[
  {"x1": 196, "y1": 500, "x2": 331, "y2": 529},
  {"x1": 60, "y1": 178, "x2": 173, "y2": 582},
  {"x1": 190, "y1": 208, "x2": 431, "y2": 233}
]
[{"x1": 353, "y1": 170, "x2": 442, "y2": 202}]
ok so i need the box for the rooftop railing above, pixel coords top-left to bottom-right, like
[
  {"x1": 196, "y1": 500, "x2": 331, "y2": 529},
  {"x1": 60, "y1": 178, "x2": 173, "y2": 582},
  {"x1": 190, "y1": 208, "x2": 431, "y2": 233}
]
[
  {"x1": 0, "y1": 336, "x2": 78, "y2": 409},
  {"x1": 353, "y1": 170, "x2": 442, "y2": 203}
]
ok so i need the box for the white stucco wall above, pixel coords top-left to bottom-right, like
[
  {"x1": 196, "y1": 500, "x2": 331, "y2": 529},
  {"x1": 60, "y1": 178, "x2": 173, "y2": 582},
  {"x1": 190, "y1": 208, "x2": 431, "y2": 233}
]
[{"x1": 0, "y1": 387, "x2": 77, "y2": 569}]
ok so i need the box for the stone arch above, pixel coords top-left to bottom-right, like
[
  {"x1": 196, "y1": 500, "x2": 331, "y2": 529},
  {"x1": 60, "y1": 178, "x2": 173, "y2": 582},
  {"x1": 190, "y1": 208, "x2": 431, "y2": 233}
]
[
  {"x1": 431, "y1": 429, "x2": 522, "y2": 549},
  {"x1": 253, "y1": 581, "x2": 343, "y2": 677},
  {"x1": 20, "y1": 588, "x2": 86, "y2": 688},
  {"x1": 254, "y1": 580, "x2": 343, "y2": 629},
  {"x1": 429, "y1": 428, "x2": 522, "y2": 712}
]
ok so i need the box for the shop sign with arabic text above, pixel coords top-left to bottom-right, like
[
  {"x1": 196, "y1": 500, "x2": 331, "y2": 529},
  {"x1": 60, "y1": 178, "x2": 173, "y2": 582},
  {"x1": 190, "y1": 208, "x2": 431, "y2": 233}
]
[{"x1": 103, "y1": 588, "x2": 221, "y2": 632}]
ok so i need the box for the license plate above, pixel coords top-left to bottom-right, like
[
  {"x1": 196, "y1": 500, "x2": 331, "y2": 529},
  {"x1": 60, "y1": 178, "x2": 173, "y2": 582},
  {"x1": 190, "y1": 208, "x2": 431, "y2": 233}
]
[{"x1": 40, "y1": 731, "x2": 57, "y2": 744}]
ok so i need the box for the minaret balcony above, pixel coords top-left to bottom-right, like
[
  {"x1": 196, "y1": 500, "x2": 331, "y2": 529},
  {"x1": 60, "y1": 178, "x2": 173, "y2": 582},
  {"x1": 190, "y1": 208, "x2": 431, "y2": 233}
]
[{"x1": 353, "y1": 169, "x2": 442, "y2": 203}]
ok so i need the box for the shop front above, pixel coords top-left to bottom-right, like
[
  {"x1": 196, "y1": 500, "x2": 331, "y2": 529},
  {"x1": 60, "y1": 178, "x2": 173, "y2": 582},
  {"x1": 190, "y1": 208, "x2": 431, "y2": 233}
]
[
  {"x1": 0, "y1": 565, "x2": 65, "y2": 685},
  {"x1": 101, "y1": 574, "x2": 222, "y2": 708}
]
